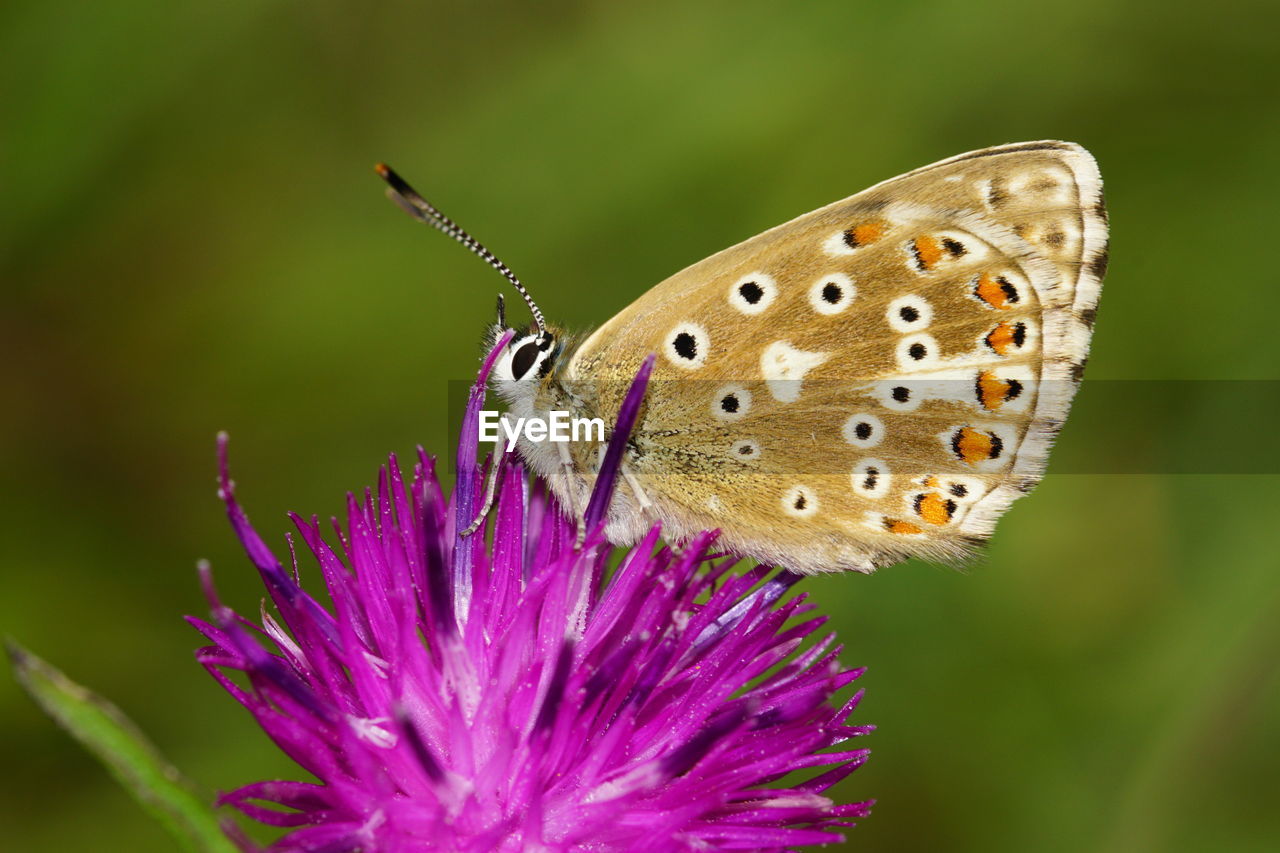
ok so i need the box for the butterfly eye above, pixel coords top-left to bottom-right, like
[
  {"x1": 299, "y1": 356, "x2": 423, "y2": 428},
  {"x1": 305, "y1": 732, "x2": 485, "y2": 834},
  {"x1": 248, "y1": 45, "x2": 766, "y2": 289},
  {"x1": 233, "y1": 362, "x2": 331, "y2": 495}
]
[{"x1": 509, "y1": 340, "x2": 543, "y2": 380}]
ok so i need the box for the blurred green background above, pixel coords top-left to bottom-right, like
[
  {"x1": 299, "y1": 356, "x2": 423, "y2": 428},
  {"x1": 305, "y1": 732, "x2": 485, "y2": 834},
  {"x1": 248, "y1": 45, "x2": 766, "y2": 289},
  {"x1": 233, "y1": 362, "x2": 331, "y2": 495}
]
[{"x1": 4, "y1": 1, "x2": 1278, "y2": 850}]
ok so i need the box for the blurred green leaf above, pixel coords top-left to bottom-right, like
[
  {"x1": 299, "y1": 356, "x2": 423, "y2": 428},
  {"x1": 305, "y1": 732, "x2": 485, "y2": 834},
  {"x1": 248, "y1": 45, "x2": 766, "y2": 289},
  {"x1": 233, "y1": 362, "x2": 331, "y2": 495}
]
[{"x1": 7, "y1": 642, "x2": 239, "y2": 853}]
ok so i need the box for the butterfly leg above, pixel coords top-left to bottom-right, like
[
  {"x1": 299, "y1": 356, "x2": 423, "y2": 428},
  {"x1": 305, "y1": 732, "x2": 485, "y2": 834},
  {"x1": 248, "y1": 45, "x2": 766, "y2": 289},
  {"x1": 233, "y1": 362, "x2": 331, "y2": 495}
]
[
  {"x1": 621, "y1": 463, "x2": 660, "y2": 533},
  {"x1": 461, "y1": 452, "x2": 504, "y2": 537},
  {"x1": 557, "y1": 440, "x2": 589, "y2": 546}
]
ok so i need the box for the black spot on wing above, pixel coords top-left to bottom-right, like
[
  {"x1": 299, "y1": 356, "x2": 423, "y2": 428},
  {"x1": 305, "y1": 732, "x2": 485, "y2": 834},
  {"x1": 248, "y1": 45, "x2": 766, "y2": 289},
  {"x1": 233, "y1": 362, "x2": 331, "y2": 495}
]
[
  {"x1": 1094, "y1": 193, "x2": 1109, "y2": 225},
  {"x1": 1088, "y1": 249, "x2": 1109, "y2": 281},
  {"x1": 987, "y1": 180, "x2": 1009, "y2": 208}
]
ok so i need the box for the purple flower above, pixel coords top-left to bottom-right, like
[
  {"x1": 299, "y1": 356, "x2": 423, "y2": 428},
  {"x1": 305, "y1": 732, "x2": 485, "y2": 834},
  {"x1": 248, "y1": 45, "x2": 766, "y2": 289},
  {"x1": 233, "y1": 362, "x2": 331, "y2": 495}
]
[{"x1": 191, "y1": 341, "x2": 873, "y2": 852}]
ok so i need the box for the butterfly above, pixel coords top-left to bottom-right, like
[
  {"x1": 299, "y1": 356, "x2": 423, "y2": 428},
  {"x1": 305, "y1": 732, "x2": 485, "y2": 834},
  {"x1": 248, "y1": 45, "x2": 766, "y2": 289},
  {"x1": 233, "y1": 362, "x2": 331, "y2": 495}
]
[{"x1": 377, "y1": 141, "x2": 1107, "y2": 574}]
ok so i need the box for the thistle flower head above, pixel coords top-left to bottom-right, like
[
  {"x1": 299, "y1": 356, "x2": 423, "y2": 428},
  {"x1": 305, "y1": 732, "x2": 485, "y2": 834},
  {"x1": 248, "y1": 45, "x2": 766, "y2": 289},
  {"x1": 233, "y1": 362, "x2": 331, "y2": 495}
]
[{"x1": 191, "y1": 341, "x2": 873, "y2": 851}]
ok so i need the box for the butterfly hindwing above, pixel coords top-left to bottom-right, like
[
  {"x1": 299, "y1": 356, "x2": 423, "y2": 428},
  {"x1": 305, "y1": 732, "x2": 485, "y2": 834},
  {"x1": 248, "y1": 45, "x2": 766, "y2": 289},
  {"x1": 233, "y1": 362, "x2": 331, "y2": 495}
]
[{"x1": 564, "y1": 141, "x2": 1106, "y2": 573}]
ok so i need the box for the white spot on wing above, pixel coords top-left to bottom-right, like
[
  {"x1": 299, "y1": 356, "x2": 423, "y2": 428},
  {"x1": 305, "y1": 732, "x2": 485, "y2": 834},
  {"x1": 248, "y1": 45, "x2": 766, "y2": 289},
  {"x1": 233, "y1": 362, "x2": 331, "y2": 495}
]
[
  {"x1": 711, "y1": 383, "x2": 752, "y2": 421},
  {"x1": 727, "y1": 272, "x2": 778, "y2": 315},
  {"x1": 781, "y1": 484, "x2": 818, "y2": 518},
  {"x1": 823, "y1": 230, "x2": 856, "y2": 256},
  {"x1": 896, "y1": 333, "x2": 940, "y2": 369},
  {"x1": 887, "y1": 295, "x2": 932, "y2": 331},
  {"x1": 664, "y1": 322, "x2": 709, "y2": 369},
  {"x1": 851, "y1": 458, "x2": 891, "y2": 499},
  {"x1": 761, "y1": 341, "x2": 828, "y2": 403},
  {"x1": 842, "y1": 413, "x2": 884, "y2": 448},
  {"x1": 872, "y1": 380, "x2": 922, "y2": 412},
  {"x1": 919, "y1": 474, "x2": 986, "y2": 506},
  {"x1": 975, "y1": 179, "x2": 993, "y2": 208},
  {"x1": 808, "y1": 273, "x2": 856, "y2": 315}
]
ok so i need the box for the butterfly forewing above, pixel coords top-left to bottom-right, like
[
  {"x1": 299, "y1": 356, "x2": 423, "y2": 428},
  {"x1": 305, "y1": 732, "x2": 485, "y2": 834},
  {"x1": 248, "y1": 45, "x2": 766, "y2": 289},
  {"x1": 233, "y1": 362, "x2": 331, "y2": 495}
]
[{"x1": 565, "y1": 141, "x2": 1106, "y2": 573}]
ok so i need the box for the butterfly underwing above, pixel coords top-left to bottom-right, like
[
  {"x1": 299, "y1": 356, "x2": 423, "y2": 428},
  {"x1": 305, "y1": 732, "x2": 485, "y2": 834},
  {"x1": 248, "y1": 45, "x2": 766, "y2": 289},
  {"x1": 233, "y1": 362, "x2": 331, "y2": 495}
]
[{"x1": 383, "y1": 141, "x2": 1108, "y2": 574}]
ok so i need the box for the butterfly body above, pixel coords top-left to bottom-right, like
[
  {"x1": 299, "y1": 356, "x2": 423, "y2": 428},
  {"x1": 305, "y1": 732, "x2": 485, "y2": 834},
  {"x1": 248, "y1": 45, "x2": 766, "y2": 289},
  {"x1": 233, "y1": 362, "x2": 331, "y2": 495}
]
[{"x1": 479, "y1": 141, "x2": 1107, "y2": 574}]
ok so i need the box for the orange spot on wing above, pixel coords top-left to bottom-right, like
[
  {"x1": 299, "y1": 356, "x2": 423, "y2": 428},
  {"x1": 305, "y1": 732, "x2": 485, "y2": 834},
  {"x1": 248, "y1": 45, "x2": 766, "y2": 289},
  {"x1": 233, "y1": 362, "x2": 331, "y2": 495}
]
[
  {"x1": 914, "y1": 492, "x2": 956, "y2": 525},
  {"x1": 975, "y1": 273, "x2": 1013, "y2": 309},
  {"x1": 884, "y1": 518, "x2": 924, "y2": 535},
  {"x1": 912, "y1": 235, "x2": 943, "y2": 271},
  {"x1": 951, "y1": 426, "x2": 1002, "y2": 464},
  {"x1": 977, "y1": 370, "x2": 1010, "y2": 410},
  {"x1": 985, "y1": 321, "x2": 1017, "y2": 354},
  {"x1": 846, "y1": 222, "x2": 886, "y2": 248}
]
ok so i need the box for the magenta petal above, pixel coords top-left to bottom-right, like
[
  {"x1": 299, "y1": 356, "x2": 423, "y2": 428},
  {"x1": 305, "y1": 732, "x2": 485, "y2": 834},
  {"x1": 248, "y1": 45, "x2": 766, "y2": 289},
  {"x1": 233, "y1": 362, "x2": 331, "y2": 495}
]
[{"x1": 583, "y1": 353, "x2": 655, "y2": 533}]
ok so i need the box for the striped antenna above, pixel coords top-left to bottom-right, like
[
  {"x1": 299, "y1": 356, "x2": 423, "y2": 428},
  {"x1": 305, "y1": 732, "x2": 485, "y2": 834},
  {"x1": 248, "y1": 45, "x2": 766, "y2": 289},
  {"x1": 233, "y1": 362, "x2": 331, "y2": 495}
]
[{"x1": 375, "y1": 163, "x2": 547, "y2": 335}]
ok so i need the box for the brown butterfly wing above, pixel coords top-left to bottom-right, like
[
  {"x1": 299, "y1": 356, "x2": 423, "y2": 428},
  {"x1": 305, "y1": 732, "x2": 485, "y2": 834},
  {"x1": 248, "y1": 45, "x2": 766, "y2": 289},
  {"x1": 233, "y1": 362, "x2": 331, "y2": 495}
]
[{"x1": 565, "y1": 141, "x2": 1106, "y2": 573}]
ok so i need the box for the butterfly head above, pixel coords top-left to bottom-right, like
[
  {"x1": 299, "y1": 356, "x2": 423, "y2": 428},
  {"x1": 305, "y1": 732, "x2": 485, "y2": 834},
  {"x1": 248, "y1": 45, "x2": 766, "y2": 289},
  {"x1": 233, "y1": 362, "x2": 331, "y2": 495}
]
[{"x1": 492, "y1": 326, "x2": 562, "y2": 384}]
